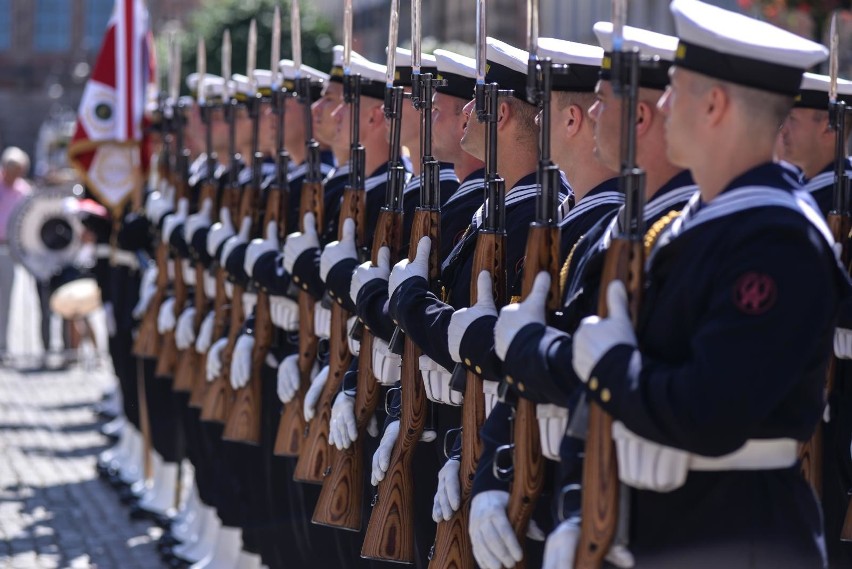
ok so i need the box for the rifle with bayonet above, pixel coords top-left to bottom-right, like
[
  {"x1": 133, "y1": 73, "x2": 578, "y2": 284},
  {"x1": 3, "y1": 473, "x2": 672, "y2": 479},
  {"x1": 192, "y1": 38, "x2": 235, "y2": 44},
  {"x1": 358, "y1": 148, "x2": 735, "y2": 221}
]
[
  {"x1": 501, "y1": 10, "x2": 558, "y2": 565},
  {"x1": 201, "y1": 28, "x2": 246, "y2": 423},
  {"x1": 429, "y1": 2, "x2": 508, "y2": 565},
  {"x1": 156, "y1": 34, "x2": 191, "y2": 379},
  {"x1": 293, "y1": 0, "x2": 367, "y2": 482},
  {"x1": 360, "y1": 0, "x2": 439, "y2": 557},
  {"x1": 175, "y1": 39, "x2": 213, "y2": 393},
  {"x1": 313, "y1": 0, "x2": 409, "y2": 530},
  {"x1": 575, "y1": 2, "x2": 644, "y2": 566},
  {"x1": 274, "y1": 0, "x2": 326, "y2": 457},
  {"x1": 225, "y1": 11, "x2": 287, "y2": 445}
]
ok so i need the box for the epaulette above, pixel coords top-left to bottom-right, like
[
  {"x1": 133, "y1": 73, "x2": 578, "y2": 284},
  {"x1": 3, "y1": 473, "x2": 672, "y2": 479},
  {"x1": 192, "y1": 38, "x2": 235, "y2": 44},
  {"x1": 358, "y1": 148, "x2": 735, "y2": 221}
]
[{"x1": 644, "y1": 210, "x2": 682, "y2": 256}]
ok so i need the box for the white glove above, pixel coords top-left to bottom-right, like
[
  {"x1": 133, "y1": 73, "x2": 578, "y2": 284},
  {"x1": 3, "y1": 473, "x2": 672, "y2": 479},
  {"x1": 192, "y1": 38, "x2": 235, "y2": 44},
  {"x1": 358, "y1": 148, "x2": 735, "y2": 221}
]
[
  {"x1": 132, "y1": 263, "x2": 158, "y2": 319},
  {"x1": 220, "y1": 216, "x2": 252, "y2": 266},
  {"x1": 303, "y1": 365, "x2": 330, "y2": 421},
  {"x1": 242, "y1": 292, "x2": 257, "y2": 317},
  {"x1": 448, "y1": 270, "x2": 498, "y2": 363},
  {"x1": 612, "y1": 420, "x2": 690, "y2": 492},
  {"x1": 175, "y1": 307, "x2": 197, "y2": 350},
  {"x1": 195, "y1": 311, "x2": 215, "y2": 353},
  {"x1": 347, "y1": 316, "x2": 361, "y2": 356},
  {"x1": 283, "y1": 212, "x2": 320, "y2": 274},
  {"x1": 372, "y1": 338, "x2": 402, "y2": 385},
  {"x1": 329, "y1": 392, "x2": 358, "y2": 450},
  {"x1": 162, "y1": 198, "x2": 189, "y2": 244},
  {"x1": 350, "y1": 246, "x2": 391, "y2": 305},
  {"x1": 157, "y1": 297, "x2": 177, "y2": 334},
  {"x1": 145, "y1": 188, "x2": 174, "y2": 226},
  {"x1": 420, "y1": 355, "x2": 463, "y2": 405},
  {"x1": 320, "y1": 217, "x2": 358, "y2": 282},
  {"x1": 542, "y1": 520, "x2": 580, "y2": 569},
  {"x1": 245, "y1": 221, "x2": 280, "y2": 278},
  {"x1": 469, "y1": 490, "x2": 523, "y2": 569},
  {"x1": 184, "y1": 198, "x2": 212, "y2": 242},
  {"x1": 573, "y1": 280, "x2": 637, "y2": 384},
  {"x1": 182, "y1": 259, "x2": 196, "y2": 286},
  {"x1": 207, "y1": 207, "x2": 236, "y2": 258},
  {"x1": 432, "y1": 458, "x2": 461, "y2": 522},
  {"x1": 371, "y1": 420, "x2": 400, "y2": 486},
  {"x1": 835, "y1": 327, "x2": 852, "y2": 359},
  {"x1": 230, "y1": 335, "x2": 255, "y2": 390},
  {"x1": 203, "y1": 272, "x2": 217, "y2": 299},
  {"x1": 206, "y1": 337, "x2": 228, "y2": 382},
  {"x1": 277, "y1": 353, "x2": 318, "y2": 404},
  {"x1": 269, "y1": 295, "x2": 299, "y2": 331},
  {"x1": 483, "y1": 379, "x2": 500, "y2": 419},
  {"x1": 314, "y1": 303, "x2": 332, "y2": 339},
  {"x1": 494, "y1": 272, "x2": 550, "y2": 361},
  {"x1": 388, "y1": 236, "x2": 430, "y2": 298}
]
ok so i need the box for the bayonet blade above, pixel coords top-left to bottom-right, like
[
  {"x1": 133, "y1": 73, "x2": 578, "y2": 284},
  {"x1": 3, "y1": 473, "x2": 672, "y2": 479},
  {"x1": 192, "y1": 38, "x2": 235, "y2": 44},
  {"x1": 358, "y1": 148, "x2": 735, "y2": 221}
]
[
  {"x1": 475, "y1": 0, "x2": 486, "y2": 85},
  {"x1": 223, "y1": 29, "x2": 232, "y2": 98},
  {"x1": 248, "y1": 19, "x2": 257, "y2": 93},
  {"x1": 271, "y1": 4, "x2": 281, "y2": 89},
  {"x1": 343, "y1": 0, "x2": 352, "y2": 73},
  {"x1": 830, "y1": 11, "x2": 839, "y2": 104},
  {"x1": 291, "y1": 0, "x2": 302, "y2": 76},
  {"x1": 527, "y1": 0, "x2": 539, "y2": 57},
  {"x1": 386, "y1": 0, "x2": 399, "y2": 87},
  {"x1": 197, "y1": 38, "x2": 207, "y2": 105},
  {"x1": 412, "y1": 0, "x2": 421, "y2": 73},
  {"x1": 168, "y1": 31, "x2": 179, "y2": 104},
  {"x1": 612, "y1": 0, "x2": 626, "y2": 53}
]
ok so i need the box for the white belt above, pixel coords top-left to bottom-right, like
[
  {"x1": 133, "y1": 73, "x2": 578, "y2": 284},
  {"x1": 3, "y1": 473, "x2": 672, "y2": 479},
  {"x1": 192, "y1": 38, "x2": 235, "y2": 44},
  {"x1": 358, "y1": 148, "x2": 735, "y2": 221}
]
[
  {"x1": 96, "y1": 245, "x2": 139, "y2": 269},
  {"x1": 689, "y1": 438, "x2": 798, "y2": 471}
]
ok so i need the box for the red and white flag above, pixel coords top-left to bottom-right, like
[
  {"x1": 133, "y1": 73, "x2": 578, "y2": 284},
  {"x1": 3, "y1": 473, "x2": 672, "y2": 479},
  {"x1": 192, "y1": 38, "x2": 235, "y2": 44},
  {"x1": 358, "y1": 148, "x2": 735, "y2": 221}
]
[{"x1": 68, "y1": 0, "x2": 156, "y2": 214}]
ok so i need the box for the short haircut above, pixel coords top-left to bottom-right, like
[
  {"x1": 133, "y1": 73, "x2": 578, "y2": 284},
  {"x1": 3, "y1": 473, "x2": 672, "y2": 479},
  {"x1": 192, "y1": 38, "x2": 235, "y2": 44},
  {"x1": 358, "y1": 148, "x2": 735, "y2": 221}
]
[
  {"x1": 554, "y1": 91, "x2": 596, "y2": 114},
  {"x1": 506, "y1": 97, "x2": 539, "y2": 145},
  {"x1": 690, "y1": 73, "x2": 793, "y2": 133}
]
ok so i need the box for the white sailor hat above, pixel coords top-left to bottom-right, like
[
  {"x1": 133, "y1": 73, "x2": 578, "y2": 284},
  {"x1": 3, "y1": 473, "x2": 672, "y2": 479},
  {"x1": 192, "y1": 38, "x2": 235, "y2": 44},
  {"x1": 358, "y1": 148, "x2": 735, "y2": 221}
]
[
  {"x1": 434, "y1": 48, "x2": 477, "y2": 100},
  {"x1": 329, "y1": 45, "x2": 368, "y2": 83},
  {"x1": 186, "y1": 73, "x2": 226, "y2": 103},
  {"x1": 388, "y1": 47, "x2": 438, "y2": 86},
  {"x1": 593, "y1": 23, "x2": 678, "y2": 90},
  {"x1": 670, "y1": 0, "x2": 828, "y2": 96},
  {"x1": 536, "y1": 38, "x2": 603, "y2": 92},
  {"x1": 795, "y1": 72, "x2": 852, "y2": 109},
  {"x1": 347, "y1": 56, "x2": 388, "y2": 99},
  {"x1": 485, "y1": 37, "x2": 531, "y2": 101},
  {"x1": 231, "y1": 73, "x2": 253, "y2": 101},
  {"x1": 278, "y1": 59, "x2": 330, "y2": 99}
]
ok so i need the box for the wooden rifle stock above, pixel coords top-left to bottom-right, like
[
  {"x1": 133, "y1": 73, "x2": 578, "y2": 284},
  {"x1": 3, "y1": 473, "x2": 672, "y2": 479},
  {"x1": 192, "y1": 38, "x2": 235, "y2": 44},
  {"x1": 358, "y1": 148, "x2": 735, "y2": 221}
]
[
  {"x1": 224, "y1": 183, "x2": 287, "y2": 444},
  {"x1": 293, "y1": 186, "x2": 365, "y2": 483},
  {"x1": 275, "y1": 180, "x2": 326, "y2": 456},
  {"x1": 191, "y1": 266, "x2": 230, "y2": 408},
  {"x1": 429, "y1": 232, "x2": 505, "y2": 569},
  {"x1": 575, "y1": 238, "x2": 642, "y2": 569},
  {"x1": 506, "y1": 225, "x2": 560, "y2": 569},
  {"x1": 313, "y1": 208, "x2": 403, "y2": 530},
  {"x1": 133, "y1": 241, "x2": 169, "y2": 358}
]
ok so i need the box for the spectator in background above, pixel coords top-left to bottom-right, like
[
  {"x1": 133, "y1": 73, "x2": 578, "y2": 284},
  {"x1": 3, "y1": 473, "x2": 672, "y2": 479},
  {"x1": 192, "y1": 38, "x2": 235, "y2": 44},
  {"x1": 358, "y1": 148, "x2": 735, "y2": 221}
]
[{"x1": 0, "y1": 147, "x2": 32, "y2": 361}]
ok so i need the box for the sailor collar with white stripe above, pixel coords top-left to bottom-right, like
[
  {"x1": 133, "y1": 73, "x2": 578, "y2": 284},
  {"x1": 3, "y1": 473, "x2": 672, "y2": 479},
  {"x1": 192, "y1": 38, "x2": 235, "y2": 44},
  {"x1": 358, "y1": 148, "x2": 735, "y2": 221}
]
[
  {"x1": 188, "y1": 154, "x2": 209, "y2": 186},
  {"x1": 800, "y1": 157, "x2": 852, "y2": 195},
  {"x1": 324, "y1": 163, "x2": 350, "y2": 184},
  {"x1": 364, "y1": 162, "x2": 392, "y2": 193},
  {"x1": 444, "y1": 168, "x2": 485, "y2": 206},
  {"x1": 471, "y1": 172, "x2": 569, "y2": 228},
  {"x1": 651, "y1": 163, "x2": 833, "y2": 260},
  {"x1": 558, "y1": 178, "x2": 623, "y2": 227},
  {"x1": 403, "y1": 164, "x2": 459, "y2": 195},
  {"x1": 288, "y1": 160, "x2": 335, "y2": 182},
  {"x1": 236, "y1": 160, "x2": 277, "y2": 186}
]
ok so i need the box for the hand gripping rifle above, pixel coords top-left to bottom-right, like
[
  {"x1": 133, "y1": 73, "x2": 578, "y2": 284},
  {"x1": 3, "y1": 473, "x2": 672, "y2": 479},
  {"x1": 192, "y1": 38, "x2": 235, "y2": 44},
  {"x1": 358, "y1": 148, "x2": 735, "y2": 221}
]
[
  {"x1": 293, "y1": 0, "x2": 367, "y2": 482},
  {"x1": 156, "y1": 38, "x2": 191, "y2": 380},
  {"x1": 575, "y1": 3, "x2": 644, "y2": 566},
  {"x1": 224, "y1": 12, "x2": 288, "y2": 445},
  {"x1": 132, "y1": 90, "x2": 172, "y2": 359},
  {"x1": 274, "y1": 0, "x2": 328, "y2": 457},
  {"x1": 314, "y1": 0, "x2": 409, "y2": 530},
  {"x1": 500, "y1": 14, "x2": 560, "y2": 567},
  {"x1": 360, "y1": 0, "x2": 441, "y2": 556},
  {"x1": 429, "y1": 2, "x2": 510, "y2": 565},
  {"x1": 201, "y1": 28, "x2": 249, "y2": 423},
  {"x1": 799, "y1": 12, "x2": 849, "y2": 503},
  {"x1": 175, "y1": 40, "x2": 213, "y2": 393}
]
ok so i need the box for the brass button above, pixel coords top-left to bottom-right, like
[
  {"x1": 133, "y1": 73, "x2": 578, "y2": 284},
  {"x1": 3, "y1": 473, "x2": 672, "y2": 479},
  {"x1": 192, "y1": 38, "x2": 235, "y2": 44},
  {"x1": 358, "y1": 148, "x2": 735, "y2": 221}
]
[
  {"x1": 464, "y1": 358, "x2": 471, "y2": 367},
  {"x1": 505, "y1": 375, "x2": 514, "y2": 384},
  {"x1": 293, "y1": 275, "x2": 300, "y2": 283},
  {"x1": 337, "y1": 297, "x2": 343, "y2": 304},
  {"x1": 301, "y1": 283, "x2": 308, "y2": 290},
  {"x1": 601, "y1": 388, "x2": 611, "y2": 403},
  {"x1": 517, "y1": 382, "x2": 526, "y2": 393},
  {"x1": 474, "y1": 365, "x2": 482, "y2": 374},
  {"x1": 364, "y1": 325, "x2": 370, "y2": 331},
  {"x1": 589, "y1": 377, "x2": 598, "y2": 391}
]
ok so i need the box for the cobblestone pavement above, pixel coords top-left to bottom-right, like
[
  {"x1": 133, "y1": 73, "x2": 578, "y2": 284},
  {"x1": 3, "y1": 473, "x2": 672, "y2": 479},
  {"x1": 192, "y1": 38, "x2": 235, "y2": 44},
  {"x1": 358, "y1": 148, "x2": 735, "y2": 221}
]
[{"x1": 0, "y1": 362, "x2": 163, "y2": 569}]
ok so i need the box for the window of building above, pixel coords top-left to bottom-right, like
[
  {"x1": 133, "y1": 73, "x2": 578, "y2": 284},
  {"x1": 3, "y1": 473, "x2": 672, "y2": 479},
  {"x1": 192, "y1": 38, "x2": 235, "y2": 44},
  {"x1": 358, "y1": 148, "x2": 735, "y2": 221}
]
[
  {"x1": 0, "y1": 0, "x2": 11, "y2": 51},
  {"x1": 34, "y1": 0, "x2": 72, "y2": 53},
  {"x1": 84, "y1": 0, "x2": 114, "y2": 52}
]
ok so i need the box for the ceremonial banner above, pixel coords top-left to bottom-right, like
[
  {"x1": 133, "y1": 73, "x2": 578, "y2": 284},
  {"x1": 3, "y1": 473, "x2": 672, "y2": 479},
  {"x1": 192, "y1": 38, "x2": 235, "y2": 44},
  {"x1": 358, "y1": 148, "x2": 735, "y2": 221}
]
[{"x1": 68, "y1": 0, "x2": 155, "y2": 214}]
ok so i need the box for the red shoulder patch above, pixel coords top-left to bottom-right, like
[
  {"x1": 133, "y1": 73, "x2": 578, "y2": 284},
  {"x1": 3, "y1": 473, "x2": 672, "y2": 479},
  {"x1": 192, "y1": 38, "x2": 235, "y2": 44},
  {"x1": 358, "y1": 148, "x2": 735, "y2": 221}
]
[{"x1": 733, "y1": 272, "x2": 777, "y2": 315}]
